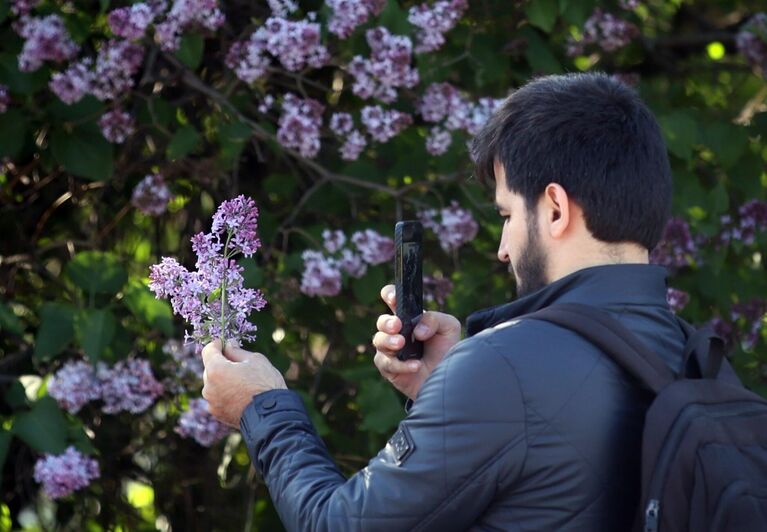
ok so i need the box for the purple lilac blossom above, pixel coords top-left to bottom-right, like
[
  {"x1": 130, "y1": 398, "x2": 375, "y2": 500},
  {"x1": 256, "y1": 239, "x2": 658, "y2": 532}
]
[
  {"x1": 97, "y1": 358, "x2": 164, "y2": 414},
  {"x1": 268, "y1": 0, "x2": 299, "y2": 17},
  {"x1": 322, "y1": 230, "x2": 347, "y2": 253},
  {"x1": 340, "y1": 130, "x2": 367, "y2": 160},
  {"x1": 351, "y1": 229, "x2": 395, "y2": 265},
  {"x1": 425, "y1": 127, "x2": 452, "y2": 155},
  {"x1": 360, "y1": 106, "x2": 412, "y2": 143},
  {"x1": 566, "y1": 9, "x2": 639, "y2": 57},
  {"x1": 0, "y1": 85, "x2": 9, "y2": 114},
  {"x1": 649, "y1": 217, "x2": 697, "y2": 269},
  {"x1": 423, "y1": 275, "x2": 453, "y2": 306},
  {"x1": 347, "y1": 27, "x2": 419, "y2": 103},
  {"x1": 131, "y1": 173, "x2": 172, "y2": 216},
  {"x1": 49, "y1": 60, "x2": 94, "y2": 104},
  {"x1": 48, "y1": 360, "x2": 102, "y2": 414},
  {"x1": 326, "y1": 0, "x2": 386, "y2": 38},
  {"x1": 34, "y1": 447, "x2": 99, "y2": 499},
  {"x1": 155, "y1": 0, "x2": 225, "y2": 52},
  {"x1": 258, "y1": 94, "x2": 275, "y2": 114},
  {"x1": 175, "y1": 398, "x2": 231, "y2": 446},
  {"x1": 408, "y1": 0, "x2": 468, "y2": 53},
  {"x1": 108, "y1": 3, "x2": 157, "y2": 40},
  {"x1": 731, "y1": 299, "x2": 767, "y2": 351},
  {"x1": 162, "y1": 339, "x2": 204, "y2": 380},
  {"x1": 277, "y1": 93, "x2": 325, "y2": 158},
  {"x1": 301, "y1": 250, "x2": 342, "y2": 296},
  {"x1": 418, "y1": 201, "x2": 479, "y2": 252},
  {"x1": 666, "y1": 288, "x2": 689, "y2": 314},
  {"x1": 619, "y1": 0, "x2": 640, "y2": 9},
  {"x1": 737, "y1": 14, "x2": 767, "y2": 75},
  {"x1": 10, "y1": 0, "x2": 40, "y2": 16},
  {"x1": 99, "y1": 109, "x2": 136, "y2": 143},
  {"x1": 14, "y1": 15, "x2": 79, "y2": 72}
]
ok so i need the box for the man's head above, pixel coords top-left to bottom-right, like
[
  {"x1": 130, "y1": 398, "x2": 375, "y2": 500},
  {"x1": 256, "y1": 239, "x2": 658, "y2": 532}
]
[{"x1": 473, "y1": 73, "x2": 672, "y2": 296}]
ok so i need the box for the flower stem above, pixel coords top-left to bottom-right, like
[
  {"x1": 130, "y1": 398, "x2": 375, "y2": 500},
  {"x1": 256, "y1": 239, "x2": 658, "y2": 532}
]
[{"x1": 220, "y1": 231, "x2": 233, "y2": 347}]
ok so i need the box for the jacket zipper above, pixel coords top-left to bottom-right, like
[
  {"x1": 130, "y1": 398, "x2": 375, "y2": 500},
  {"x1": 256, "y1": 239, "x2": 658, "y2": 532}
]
[{"x1": 643, "y1": 400, "x2": 766, "y2": 532}]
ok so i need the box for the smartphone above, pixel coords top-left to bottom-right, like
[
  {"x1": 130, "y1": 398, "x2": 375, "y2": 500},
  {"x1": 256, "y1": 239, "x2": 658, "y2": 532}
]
[{"x1": 394, "y1": 220, "x2": 424, "y2": 361}]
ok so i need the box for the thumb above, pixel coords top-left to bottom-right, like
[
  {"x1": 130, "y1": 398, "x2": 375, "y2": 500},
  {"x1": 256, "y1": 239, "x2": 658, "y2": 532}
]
[
  {"x1": 223, "y1": 339, "x2": 253, "y2": 363},
  {"x1": 414, "y1": 312, "x2": 461, "y2": 341}
]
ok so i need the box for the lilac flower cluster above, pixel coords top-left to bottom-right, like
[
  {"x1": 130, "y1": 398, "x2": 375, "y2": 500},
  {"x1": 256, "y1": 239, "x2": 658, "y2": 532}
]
[
  {"x1": 408, "y1": 0, "x2": 468, "y2": 53},
  {"x1": 258, "y1": 94, "x2": 275, "y2": 114},
  {"x1": 566, "y1": 9, "x2": 639, "y2": 57},
  {"x1": 718, "y1": 200, "x2": 767, "y2": 246},
  {"x1": 417, "y1": 83, "x2": 504, "y2": 153},
  {"x1": 424, "y1": 275, "x2": 454, "y2": 306},
  {"x1": 666, "y1": 288, "x2": 689, "y2": 313},
  {"x1": 418, "y1": 201, "x2": 479, "y2": 252},
  {"x1": 736, "y1": 13, "x2": 767, "y2": 75},
  {"x1": 649, "y1": 217, "x2": 697, "y2": 269},
  {"x1": 226, "y1": 17, "x2": 329, "y2": 84},
  {"x1": 48, "y1": 358, "x2": 163, "y2": 414},
  {"x1": 149, "y1": 195, "x2": 267, "y2": 345},
  {"x1": 268, "y1": 0, "x2": 299, "y2": 17},
  {"x1": 10, "y1": 0, "x2": 39, "y2": 16},
  {"x1": 97, "y1": 358, "x2": 165, "y2": 414},
  {"x1": 731, "y1": 299, "x2": 767, "y2": 351},
  {"x1": 50, "y1": 40, "x2": 144, "y2": 104},
  {"x1": 361, "y1": 106, "x2": 413, "y2": 143},
  {"x1": 48, "y1": 360, "x2": 101, "y2": 414},
  {"x1": 14, "y1": 15, "x2": 79, "y2": 72},
  {"x1": 175, "y1": 398, "x2": 231, "y2": 446},
  {"x1": 155, "y1": 0, "x2": 225, "y2": 52},
  {"x1": 330, "y1": 112, "x2": 368, "y2": 160},
  {"x1": 162, "y1": 339, "x2": 204, "y2": 381},
  {"x1": 34, "y1": 447, "x2": 99, "y2": 499},
  {"x1": 0, "y1": 85, "x2": 9, "y2": 114},
  {"x1": 619, "y1": 0, "x2": 640, "y2": 10},
  {"x1": 300, "y1": 228, "x2": 394, "y2": 297},
  {"x1": 131, "y1": 173, "x2": 172, "y2": 216},
  {"x1": 277, "y1": 93, "x2": 325, "y2": 158},
  {"x1": 326, "y1": 0, "x2": 386, "y2": 39},
  {"x1": 108, "y1": 3, "x2": 158, "y2": 40},
  {"x1": 99, "y1": 109, "x2": 136, "y2": 144},
  {"x1": 348, "y1": 27, "x2": 419, "y2": 103}
]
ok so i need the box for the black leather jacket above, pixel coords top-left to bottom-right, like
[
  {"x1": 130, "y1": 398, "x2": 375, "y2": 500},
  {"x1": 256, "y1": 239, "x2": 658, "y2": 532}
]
[{"x1": 240, "y1": 264, "x2": 685, "y2": 531}]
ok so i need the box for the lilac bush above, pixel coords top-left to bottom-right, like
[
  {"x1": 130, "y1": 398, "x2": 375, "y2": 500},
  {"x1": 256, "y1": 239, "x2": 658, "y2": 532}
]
[{"x1": 33, "y1": 447, "x2": 100, "y2": 499}]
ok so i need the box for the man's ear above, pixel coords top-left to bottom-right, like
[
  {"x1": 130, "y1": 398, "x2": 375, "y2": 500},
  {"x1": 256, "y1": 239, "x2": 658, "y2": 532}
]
[{"x1": 543, "y1": 183, "x2": 572, "y2": 239}]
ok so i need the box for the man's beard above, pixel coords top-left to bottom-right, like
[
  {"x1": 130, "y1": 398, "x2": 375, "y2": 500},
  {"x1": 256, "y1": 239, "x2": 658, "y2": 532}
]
[{"x1": 511, "y1": 212, "x2": 548, "y2": 297}]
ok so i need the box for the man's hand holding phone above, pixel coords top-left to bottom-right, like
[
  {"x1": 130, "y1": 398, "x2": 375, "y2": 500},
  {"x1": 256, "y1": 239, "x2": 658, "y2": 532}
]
[{"x1": 373, "y1": 285, "x2": 462, "y2": 401}]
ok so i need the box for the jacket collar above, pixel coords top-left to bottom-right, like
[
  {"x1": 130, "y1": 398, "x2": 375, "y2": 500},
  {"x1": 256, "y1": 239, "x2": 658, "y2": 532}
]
[{"x1": 466, "y1": 264, "x2": 670, "y2": 337}]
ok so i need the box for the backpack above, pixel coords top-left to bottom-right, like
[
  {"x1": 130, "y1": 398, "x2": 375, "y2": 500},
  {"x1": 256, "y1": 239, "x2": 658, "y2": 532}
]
[{"x1": 526, "y1": 303, "x2": 767, "y2": 532}]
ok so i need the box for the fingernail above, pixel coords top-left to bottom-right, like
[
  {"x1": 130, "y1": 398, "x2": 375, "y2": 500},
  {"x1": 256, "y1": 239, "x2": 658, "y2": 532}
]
[
  {"x1": 415, "y1": 324, "x2": 428, "y2": 336},
  {"x1": 387, "y1": 318, "x2": 396, "y2": 329},
  {"x1": 388, "y1": 337, "x2": 399, "y2": 347},
  {"x1": 408, "y1": 362, "x2": 419, "y2": 371},
  {"x1": 388, "y1": 292, "x2": 395, "y2": 303}
]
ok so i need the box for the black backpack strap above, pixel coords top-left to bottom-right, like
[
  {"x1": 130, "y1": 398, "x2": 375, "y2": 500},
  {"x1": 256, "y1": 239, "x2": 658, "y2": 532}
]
[{"x1": 526, "y1": 303, "x2": 675, "y2": 394}]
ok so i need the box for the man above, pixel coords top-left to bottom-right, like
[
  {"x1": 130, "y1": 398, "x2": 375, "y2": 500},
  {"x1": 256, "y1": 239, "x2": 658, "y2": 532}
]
[{"x1": 201, "y1": 72, "x2": 682, "y2": 530}]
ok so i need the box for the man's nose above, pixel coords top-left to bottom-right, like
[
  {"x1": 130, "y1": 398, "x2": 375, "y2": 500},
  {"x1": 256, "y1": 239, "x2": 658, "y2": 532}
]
[{"x1": 497, "y1": 241, "x2": 509, "y2": 263}]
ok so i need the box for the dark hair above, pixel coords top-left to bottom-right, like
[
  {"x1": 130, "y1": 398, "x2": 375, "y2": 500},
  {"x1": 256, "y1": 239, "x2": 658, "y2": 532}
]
[{"x1": 472, "y1": 72, "x2": 672, "y2": 251}]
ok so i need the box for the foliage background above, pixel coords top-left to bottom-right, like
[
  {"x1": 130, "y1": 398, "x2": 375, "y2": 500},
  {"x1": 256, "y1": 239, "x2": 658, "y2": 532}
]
[{"x1": 1, "y1": 0, "x2": 766, "y2": 530}]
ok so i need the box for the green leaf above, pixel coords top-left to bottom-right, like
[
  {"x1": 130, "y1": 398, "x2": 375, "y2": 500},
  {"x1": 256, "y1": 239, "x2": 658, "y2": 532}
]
[
  {"x1": 74, "y1": 308, "x2": 117, "y2": 363},
  {"x1": 123, "y1": 279, "x2": 174, "y2": 336},
  {"x1": 67, "y1": 424, "x2": 96, "y2": 454},
  {"x1": 702, "y1": 123, "x2": 748, "y2": 168},
  {"x1": 0, "y1": 2, "x2": 9, "y2": 24},
  {"x1": 351, "y1": 266, "x2": 387, "y2": 305},
  {"x1": 48, "y1": 95, "x2": 104, "y2": 122},
  {"x1": 0, "y1": 108, "x2": 28, "y2": 159},
  {"x1": 175, "y1": 34, "x2": 204, "y2": 70},
  {"x1": 658, "y1": 111, "x2": 697, "y2": 160},
  {"x1": 263, "y1": 172, "x2": 299, "y2": 199},
  {"x1": 34, "y1": 302, "x2": 75, "y2": 360},
  {"x1": 238, "y1": 258, "x2": 264, "y2": 289},
  {"x1": 66, "y1": 251, "x2": 128, "y2": 295},
  {"x1": 11, "y1": 396, "x2": 68, "y2": 454},
  {"x1": 0, "y1": 302, "x2": 23, "y2": 335},
  {"x1": 560, "y1": 0, "x2": 596, "y2": 26},
  {"x1": 525, "y1": 0, "x2": 559, "y2": 33},
  {"x1": 167, "y1": 125, "x2": 201, "y2": 160},
  {"x1": 342, "y1": 315, "x2": 371, "y2": 346},
  {"x1": 357, "y1": 380, "x2": 403, "y2": 434},
  {"x1": 522, "y1": 28, "x2": 563, "y2": 74},
  {"x1": 218, "y1": 121, "x2": 251, "y2": 167},
  {"x1": 0, "y1": 53, "x2": 48, "y2": 94},
  {"x1": 50, "y1": 123, "x2": 114, "y2": 181},
  {"x1": 3, "y1": 380, "x2": 28, "y2": 410},
  {"x1": 378, "y1": 0, "x2": 412, "y2": 37},
  {"x1": 294, "y1": 391, "x2": 330, "y2": 436}
]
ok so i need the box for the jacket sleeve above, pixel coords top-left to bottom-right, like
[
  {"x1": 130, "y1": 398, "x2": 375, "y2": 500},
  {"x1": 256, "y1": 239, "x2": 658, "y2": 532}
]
[{"x1": 239, "y1": 337, "x2": 528, "y2": 532}]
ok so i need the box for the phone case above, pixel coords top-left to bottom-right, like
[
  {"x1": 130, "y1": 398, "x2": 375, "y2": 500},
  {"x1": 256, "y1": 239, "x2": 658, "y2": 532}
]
[{"x1": 394, "y1": 220, "x2": 424, "y2": 361}]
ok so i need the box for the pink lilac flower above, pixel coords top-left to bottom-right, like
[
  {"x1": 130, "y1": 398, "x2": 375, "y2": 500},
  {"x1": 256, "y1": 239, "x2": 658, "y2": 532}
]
[
  {"x1": 338, "y1": 248, "x2": 367, "y2": 278},
  {"x1": 34, "y1": 447, "x2": 99, "y2": 499},
  {"x1": 649, "y1": 217, "x2": 697, "y2": 269},
  {"x1": 132, "y1": 173, "x2": 172, "y2": 216},
  {"x1": 277, "y1": 93, "x2": 324, "y2": 158},
  {"x1": 418, "y1": 201, "x2": 479, "y2": 252},
  {"x1": 408, "y1": 0, "x2": 468, "y2": 53},
  {"x1": 361, "y1": 105, "x2": 412, "y2": 143},
  {"x1": 150, "y1": 196, "x2": 267, "y2": 345},
  {"x1": 155, "y1": 0, "x2": 225, "y2": 51},
  {"x1": 666, "y1": 288, "x2": 689, "y2": 314},
  {"x1": 340, "y1": 130, "x2": 367, "y2": 160},
  {"x1": 90, "y1": 40, "x2": 145, "y2": 101},
  {"x1": 98, "y1": 109, "x2": 136, "y2": 143},
  {"x1": 175, "y1": 398, "x2": 231, "y2": 446},
  {"x1": 0, "y1": 85, "x2": 9, "y2": 114},
  {"x1": 14, "y1": 15, "x2": 79, "y2": 72},
  {"x1": 108, "y1": 3, "x2": 157, "y2": 40},
  {"x1": 424, "y1": 275, "x2": 453, "y2": 306},
  {"x1": 351, "y1": 229, "x2": 395, "y2": 264},
  {"x1": 566, "y1": 9, "x2": 639, "y2": 57},
  {"x1": 301, "y1": 250, "x2": 342, "y2": 296},
  {"x1": 737, "y1": 13, "x2": 767, "y2": 75},
  {"x1": 417, "y1": 82, "x2": 465, "y2": 123},
  {"x1": 347, "y1": 27, "x2": 419, "y2": 103},
  {"x1": 330, "y1": 112, "x2": 354, "y2": 135},
  {"x1": 49, "y1": 59, "x2": 94, "y2": 104},
  {"x1": 97, "y1": 358, "x2": 164, "y2": 414},
  {"x1": 426, "y1": 127, "x2": 452, "y2": 155},
  {"x1": 268, "y1": 0, "x2": 299, "y2": 17},
  {"x1": 326, "y1": 0, "x2": 386, "y2": 38},
  {"x1": 48, "y1": 360, "x2": 102, "y2": 414},
  {"x1": 322, "y1": 229, "x2": 346, "y2": 253},
  {"x1": 10, "y1": 0, "x2": 40, "y2": 16},
  {"x1": 731, "y1": 299, "x2": 767, "y2": 351}
]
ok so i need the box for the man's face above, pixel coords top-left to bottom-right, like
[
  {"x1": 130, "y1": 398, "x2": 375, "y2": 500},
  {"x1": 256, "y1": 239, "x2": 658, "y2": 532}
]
[{"x1": 494, "y1": 160, "x2": 549, "y2": 297}]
